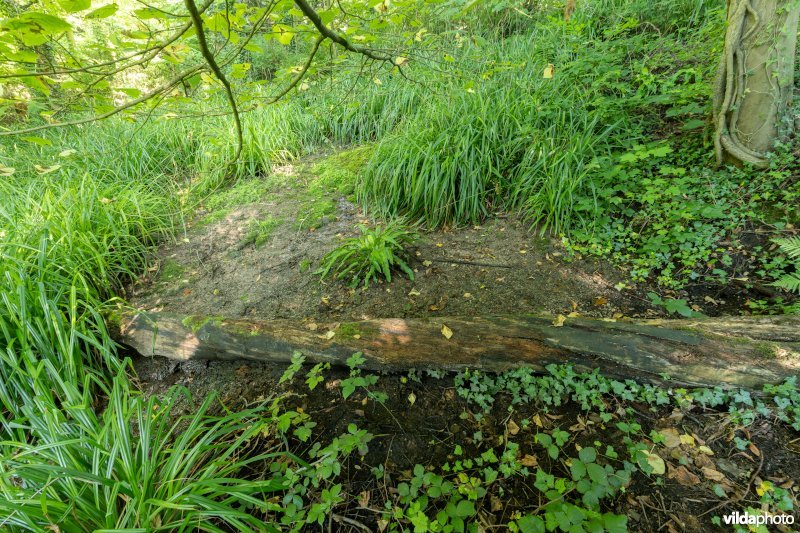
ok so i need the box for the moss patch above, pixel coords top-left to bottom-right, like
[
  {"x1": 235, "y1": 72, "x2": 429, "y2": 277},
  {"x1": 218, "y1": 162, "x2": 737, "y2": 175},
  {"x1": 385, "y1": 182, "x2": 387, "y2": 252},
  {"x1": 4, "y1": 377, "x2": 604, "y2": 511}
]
[
  {"x1": 308, "y1": 145, "x2": 374, "y2": 197},
  {"x1": 181, "y1": 315, "x2": 224, "y2": 333},
  {"x1": 337, "y1": 322, "x2": 363, "y2": 338},
  {"x1": 159, "y1": 260, "x2": 185, "y2": 283},
  {"x1": 754, "y1": 342, "x2": 778, "y2": 360},
  {"x1": 198, "y1": 173, "x2": 294, "y2": 227},
  {"x1": 294, "y1": 197, "x2": 336, "y2": 231},
  {"x1": 240, "y1": 216, "x2": 282, "y2": 248}
]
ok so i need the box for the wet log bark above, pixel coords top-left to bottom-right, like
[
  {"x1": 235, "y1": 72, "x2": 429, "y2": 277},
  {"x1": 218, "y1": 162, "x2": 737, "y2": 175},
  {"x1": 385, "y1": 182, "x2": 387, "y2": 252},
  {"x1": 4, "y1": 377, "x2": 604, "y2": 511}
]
[{"x1": 114, "y1": 312, "x2": 800, "y2": 388}]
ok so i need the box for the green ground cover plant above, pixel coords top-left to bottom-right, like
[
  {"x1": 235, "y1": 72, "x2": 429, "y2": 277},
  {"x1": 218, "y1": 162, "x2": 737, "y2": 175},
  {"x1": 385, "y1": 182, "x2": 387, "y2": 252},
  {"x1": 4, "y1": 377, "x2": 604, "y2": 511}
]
[{"x1": 316, "y1": 221, "x2": 419, "y2": 288}]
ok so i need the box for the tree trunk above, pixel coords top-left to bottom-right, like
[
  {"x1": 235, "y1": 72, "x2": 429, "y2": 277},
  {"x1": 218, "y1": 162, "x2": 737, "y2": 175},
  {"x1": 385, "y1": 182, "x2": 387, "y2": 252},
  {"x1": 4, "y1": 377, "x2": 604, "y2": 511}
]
[
  {"x1": 114, "y1": 312, "x2": 800, "y2": 389},
  {"x1": 714, "y1": 0, "x2": 799, "y2": 166}
]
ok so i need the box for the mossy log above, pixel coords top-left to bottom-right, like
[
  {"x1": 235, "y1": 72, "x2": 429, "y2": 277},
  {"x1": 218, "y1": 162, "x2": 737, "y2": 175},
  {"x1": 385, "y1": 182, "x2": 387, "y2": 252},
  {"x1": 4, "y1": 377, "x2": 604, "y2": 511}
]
[{"x1": 115, "y1": 312, "x2": 800, "y2": 388}]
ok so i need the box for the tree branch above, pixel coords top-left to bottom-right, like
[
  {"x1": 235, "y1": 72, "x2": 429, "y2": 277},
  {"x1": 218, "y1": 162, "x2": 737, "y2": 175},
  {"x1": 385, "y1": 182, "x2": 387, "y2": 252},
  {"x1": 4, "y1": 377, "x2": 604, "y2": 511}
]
[
  {"x1": 0, "y1": 65, "x2": 206, "y2": 136},
  {"x1": 293, "y1": 0, "x2": 394, "y2": 64},
  {"x1": 264, "y1": 34, "x2": 325, "y2": 104},
  {"x1": 184, "y1": 0, "x2": 242, "y2": 161}
]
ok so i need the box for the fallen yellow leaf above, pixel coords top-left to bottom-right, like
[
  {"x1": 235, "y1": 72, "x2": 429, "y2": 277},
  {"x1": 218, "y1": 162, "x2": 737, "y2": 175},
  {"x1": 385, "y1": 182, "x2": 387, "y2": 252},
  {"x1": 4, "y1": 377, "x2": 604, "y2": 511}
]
[
  {"x1": 643, "y1": 451, "x2": 665, "y2": 475},
  {"x1": 441, "y1": 324, "x2": 453, "y2": 339}
]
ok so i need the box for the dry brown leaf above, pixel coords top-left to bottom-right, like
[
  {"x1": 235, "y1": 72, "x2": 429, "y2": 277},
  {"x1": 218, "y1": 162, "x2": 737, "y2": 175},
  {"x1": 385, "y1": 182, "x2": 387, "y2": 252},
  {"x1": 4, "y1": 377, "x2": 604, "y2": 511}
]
[
  {"x1": 508, "y1": 419, "x2": 520, "y2": 435},
  {"x1": 491, "y1": 495, "x2": 503, "y2": 512},
  {"x1": 668, "y1": 464, "x2": 701, "y2": 486},
  {"x1": 659, "y1": 428, "x2": 682, "y2": 448},
  {"x1": 593, "y1": 296, "x2": 608, "y2": 306},
  {"x1": 701, "y1": 466, "x2": 726, "y2": 482},
  {"x1": 520, "y1": 454, "x2": 538, "y2": 467},
  {"x1": 694, "y1": 453, "x2": 714, "y2": 469}
]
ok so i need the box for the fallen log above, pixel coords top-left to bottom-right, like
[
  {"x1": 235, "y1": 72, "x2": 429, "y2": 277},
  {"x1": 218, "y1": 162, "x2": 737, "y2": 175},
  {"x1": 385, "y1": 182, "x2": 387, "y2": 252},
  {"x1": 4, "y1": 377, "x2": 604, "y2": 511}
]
[{"x1": 114, "y1": 312, "x2": 800, "y2": 388}]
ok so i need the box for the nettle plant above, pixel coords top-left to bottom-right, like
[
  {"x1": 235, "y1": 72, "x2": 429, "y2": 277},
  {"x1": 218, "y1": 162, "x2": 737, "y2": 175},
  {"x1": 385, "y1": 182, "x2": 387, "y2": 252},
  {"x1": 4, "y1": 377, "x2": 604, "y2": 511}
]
[{"x1": 316, "y1": 220, "x2": 418, "y2": 288}]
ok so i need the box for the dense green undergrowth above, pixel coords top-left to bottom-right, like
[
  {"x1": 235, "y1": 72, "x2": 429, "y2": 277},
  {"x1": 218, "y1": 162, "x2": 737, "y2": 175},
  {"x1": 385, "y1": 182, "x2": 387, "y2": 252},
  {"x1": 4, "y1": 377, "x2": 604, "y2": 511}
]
[{"x1": 1, "y1": 0, "x2": 798, "y2": 530}]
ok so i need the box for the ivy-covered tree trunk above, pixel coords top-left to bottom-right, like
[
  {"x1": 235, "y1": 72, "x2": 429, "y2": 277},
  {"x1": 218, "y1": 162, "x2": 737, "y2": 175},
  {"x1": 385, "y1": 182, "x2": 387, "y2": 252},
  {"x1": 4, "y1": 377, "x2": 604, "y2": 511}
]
[{"x1": 714, "y1": 0, "x2": 800, "y2": 166}]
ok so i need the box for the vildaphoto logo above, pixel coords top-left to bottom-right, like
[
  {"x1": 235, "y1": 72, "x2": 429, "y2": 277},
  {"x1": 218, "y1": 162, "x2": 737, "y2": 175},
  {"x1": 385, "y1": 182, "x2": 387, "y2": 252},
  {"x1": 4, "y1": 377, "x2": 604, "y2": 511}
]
[{"x1": 722, "y1": 511, "x2": 795, "y2": 526}]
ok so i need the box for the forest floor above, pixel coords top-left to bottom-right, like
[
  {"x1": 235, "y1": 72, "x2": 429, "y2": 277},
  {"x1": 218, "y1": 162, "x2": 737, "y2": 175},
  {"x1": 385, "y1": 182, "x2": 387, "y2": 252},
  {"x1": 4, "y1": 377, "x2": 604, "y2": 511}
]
[
  {"x1": 126, "y1": 150, "x2": 800, "y2": 531},
  {"x1": 131, "y1": 354, "x2": 800, "y2": 532},
  {"x1": 126, "y1": 150, "x2": 757, "y2": 322}
]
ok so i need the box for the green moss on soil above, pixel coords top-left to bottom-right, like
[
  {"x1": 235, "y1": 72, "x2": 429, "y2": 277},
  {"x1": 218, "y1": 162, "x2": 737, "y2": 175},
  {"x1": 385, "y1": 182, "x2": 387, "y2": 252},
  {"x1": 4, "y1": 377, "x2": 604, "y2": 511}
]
[
  {"x1": 308, "y1": 145, "x2": 375, "y2": 197},
  {"x1": 241, "y1": 216, "x2": 282, "y2": 248},
  {"x1": 159, "y1": 260, "x2": 185, "y2": 283}
]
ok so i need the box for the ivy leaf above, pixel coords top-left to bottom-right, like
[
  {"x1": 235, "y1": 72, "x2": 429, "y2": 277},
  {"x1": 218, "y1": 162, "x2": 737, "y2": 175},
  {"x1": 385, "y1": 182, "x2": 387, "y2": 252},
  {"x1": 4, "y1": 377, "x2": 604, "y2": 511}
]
[
  {"x1": 603, "y1": 513, "x2": 628, "y2": 533},
  {"x1": 453, "y1": 499, "x2": 475, "y2": 518},
  {"x1": 578, "y1": 446, "x2": 597, "y2": 464}
]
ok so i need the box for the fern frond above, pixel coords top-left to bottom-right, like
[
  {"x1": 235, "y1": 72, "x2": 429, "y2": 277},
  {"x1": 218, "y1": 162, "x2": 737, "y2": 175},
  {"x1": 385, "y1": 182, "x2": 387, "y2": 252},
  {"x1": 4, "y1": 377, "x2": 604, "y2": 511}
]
[
  {"x1": 774, "y1": 273, "x2": 800, "y2": 294},
  {"x1": 774, "y1": 237, "x2": 800, "y2": 259}
]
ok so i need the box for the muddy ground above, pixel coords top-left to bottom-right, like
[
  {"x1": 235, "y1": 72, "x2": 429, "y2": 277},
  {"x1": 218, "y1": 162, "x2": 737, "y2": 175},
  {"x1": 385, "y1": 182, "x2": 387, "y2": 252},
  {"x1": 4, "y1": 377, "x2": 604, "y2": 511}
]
[{"x1": 125, "y1": 159, "x2": 752, "y2": 322}]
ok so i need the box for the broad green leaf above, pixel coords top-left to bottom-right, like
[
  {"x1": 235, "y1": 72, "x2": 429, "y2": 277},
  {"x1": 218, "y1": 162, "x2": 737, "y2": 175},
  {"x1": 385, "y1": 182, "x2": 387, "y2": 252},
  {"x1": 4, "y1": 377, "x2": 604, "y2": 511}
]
[
  {"x1": 85, "y1": 3, "x2": 118, "y2": 19},
  {"x1": 578, "y1": 446, "x2": 596, "y2": 463},
  {"x1": 124, "y1": 30, "x2": 151, "y2": 40},
  {"x1": 8, "y1": 50, "x2": 37, "y2": 62},
  {"x1": 24, "y1": 75, "x2": 51, "y2": 95},
  {"x1": 20, "y1": 136, "x2": 52, "y2": 146},
  {"x1": 230, "y1": 63, "x2": 250, "y2": 79},
  {"x1": 272, "y1": 24, "x2": 294, "y2": 45},
  {"x1": 58, "y1": 0, "x2": 91, "y2": 13},
  {"x1": 116, "y1": 87, "x2": 141, "y2": 97},
  {"x1": 1, "y1": 13, "x2": 71, "y2": 46},
  {"x1": 134, "y1": 8, "x2": 168, "y2": 20}
]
